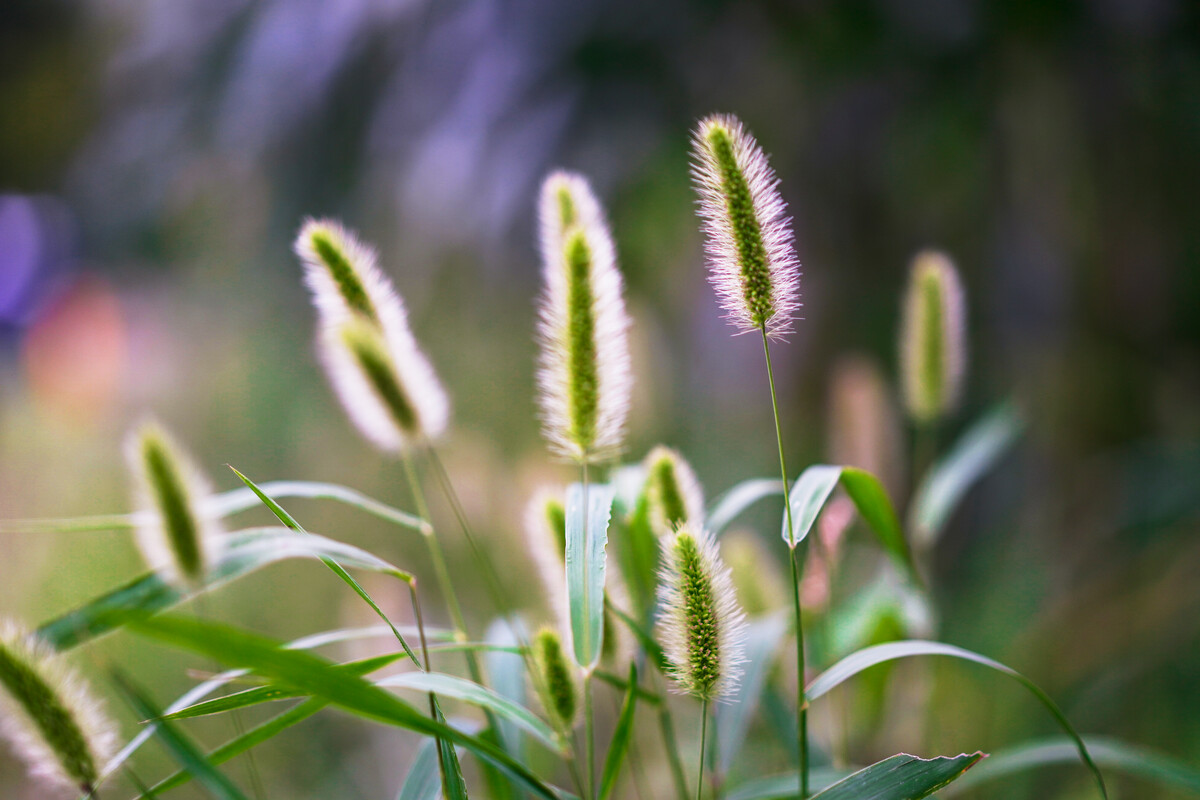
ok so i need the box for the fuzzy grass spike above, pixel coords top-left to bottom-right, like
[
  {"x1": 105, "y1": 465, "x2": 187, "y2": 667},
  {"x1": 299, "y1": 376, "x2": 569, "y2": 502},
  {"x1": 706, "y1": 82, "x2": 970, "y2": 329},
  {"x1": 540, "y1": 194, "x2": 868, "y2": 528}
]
[{"x1": 900, "y1": 250, "x2": 967, "y2": 424}]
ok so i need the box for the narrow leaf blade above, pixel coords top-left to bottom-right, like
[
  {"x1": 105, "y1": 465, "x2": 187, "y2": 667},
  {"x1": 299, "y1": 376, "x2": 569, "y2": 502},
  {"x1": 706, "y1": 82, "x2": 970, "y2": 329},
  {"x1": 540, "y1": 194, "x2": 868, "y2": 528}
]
[
  {"x1": 709, "y1": 479, "x2": 785, "y2": 537},
  {"x1": 809, "y1": 752, "x2": 984, "y2": 800},
  {"x1": 838, "y1": 468, "x2": 916, "y2": 579},
  {"x1": 566, "y1": 483, "x2": 615, "y2": 670},
  {"x1": 782, "y1": 466, "x2": 843, "y2": 548},
  {"x1": 599, "y1": 662, "x2": 639, "y2": 800}
]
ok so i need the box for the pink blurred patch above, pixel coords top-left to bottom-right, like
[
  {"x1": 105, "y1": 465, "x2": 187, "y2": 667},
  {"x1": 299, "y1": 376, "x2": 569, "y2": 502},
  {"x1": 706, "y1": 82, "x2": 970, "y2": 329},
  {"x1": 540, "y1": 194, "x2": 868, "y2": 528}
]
[{"x1": 21, "y1": 275, "x2": 127, "y2": 425}]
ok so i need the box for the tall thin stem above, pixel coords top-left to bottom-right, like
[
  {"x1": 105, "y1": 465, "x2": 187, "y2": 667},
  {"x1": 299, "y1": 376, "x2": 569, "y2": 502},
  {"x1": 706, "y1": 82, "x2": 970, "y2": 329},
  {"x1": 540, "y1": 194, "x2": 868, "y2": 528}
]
[
  {"x1": 696, "y1": 700, "x2": 709, "y2": 800},
  {"x1": 761, "y1": 329, "x2": 808, "y2": 799},
  {"x1": 409, "y1": 582, "x2": 451, "y2": 796}
]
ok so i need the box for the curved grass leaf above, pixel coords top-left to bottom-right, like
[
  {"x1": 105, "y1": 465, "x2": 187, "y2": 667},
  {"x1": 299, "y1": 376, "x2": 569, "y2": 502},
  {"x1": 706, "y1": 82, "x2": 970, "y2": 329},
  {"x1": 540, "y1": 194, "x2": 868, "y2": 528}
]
[
  {"x1": 38, "y1": 527, "x2": 411, "y2": 650},
  {"x1": 111, "y1": 671, "x2": 249, "y2": 800},
  {"x1": 2, "y1": 480, "x2": 426, "y2": 534},
  {"x1": 716, "y1": 611, "x2": 787, "y2": 774},
  {"x1": 807, "y1": 641, "x2": 1107, "y2": 799},
  {"x1": 599, "y1": 662, "x2": 639, "y2": 800},
  {"x1": 809, "y1": 753, "x2": 984, "y2": 800},
  {"x1": 119, "y1": 614, "x2": 558, "y2": 799},
  {"x1": 377, "y1": 672, "x2": 563, "y2": 753},
  {"x1": 781, "y1": 466, "x2": 916, "y2": 580},
  {"x1": 942, "y1": 735, "x2": 1200, "y2": 796},
  {"x1": 565, "y1": 482, "x2": 615, "y2": 671},
  {"x1": 708, "y1": 479, "x2": 785, "y2": 536},
  {"x1": 910, "y1": 402, "x2": 1023, "y2": 548},
  {"x1": 397, "y1": 738, "x2": 444, "y2": 800}
]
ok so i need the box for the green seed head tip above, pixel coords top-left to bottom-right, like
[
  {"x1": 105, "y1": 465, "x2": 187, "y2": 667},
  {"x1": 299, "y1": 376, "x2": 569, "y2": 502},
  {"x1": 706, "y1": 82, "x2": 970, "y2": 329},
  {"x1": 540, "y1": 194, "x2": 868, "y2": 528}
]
[
  {"x1": 524, "y1": 487, "x2": 570, "y2": 628},
  {"x1": 0, "y1": 620, "x2": 116, "y2": 795},
  {"x1": 126, "y1": 419, "x2": 223, "y2": 588},
  {"x1": 900, "y1": 250, "x2": 967, "y2": 424},
  {"x1": 536, "y1": 171, "x2": 632, "y2": 463},
  {"x1": 692, "y1": 114, "x2": 800, "y2": 339},
  {"x1": 721, "y1": 530, "x2": 787, "y2": 617},
  {"x1": 532, "y1": 627, "x2": 578, "y2": 734},
  {"x1": 296, "y1": 217, "x2": 450, "y2": 453},
  {"x1": 642, "y1": 445, "x2": 705, "y2": 536},
  {"x1": 657, "y1": 525, "x2": 747, "y2": 701}
]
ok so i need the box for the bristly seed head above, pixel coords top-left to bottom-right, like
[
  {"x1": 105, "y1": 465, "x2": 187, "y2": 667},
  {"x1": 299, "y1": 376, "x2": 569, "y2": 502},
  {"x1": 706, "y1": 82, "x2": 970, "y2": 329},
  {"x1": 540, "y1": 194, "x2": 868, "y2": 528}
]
[
  {"x1": 657, "y1": 525, "x2": 747, "y2": 701},
  {"x1": 531, "y1": 626, "x2": 579, "y2": 734},
  {"x1": 536, "y1": 171, "x2": 632, "y2": 463},
  {"x1": 720, "y1": 530, "x2": 787, "y2": 617},
  {"x1": 691, "y1": 113, "x2": 800, "y2": 339},
  {"x1": 899, "y1": 250, "x2": 967, "y2": 424},
  {"x1": 642, "y1": 445, "x2": 705, "y2": 536},
  {"x1": 294, "y1": 218, "x2": 449, "y2": 452},
  {"x1": 0, "y1": 620, "x2": 116, "y2": 796},
  {"x1": 126, "y1": 420, "x2": 223, "y2": 588}
]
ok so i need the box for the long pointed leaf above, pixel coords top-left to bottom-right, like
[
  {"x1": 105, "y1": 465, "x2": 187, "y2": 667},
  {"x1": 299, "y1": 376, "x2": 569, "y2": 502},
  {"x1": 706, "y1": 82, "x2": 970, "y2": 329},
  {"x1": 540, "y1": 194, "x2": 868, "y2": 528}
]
[
  {"x1": 807, "y1": 641, "x2": 1107, "y2": 798},
  {"x1": 809, "y1": 753, "x2": 984, "y2": 800},
  {"x1": 565, "y1": 483, "x2": 615, "y2": 671},
  {"x1": 709, "y1": 479, "x2": 785, "y2": 536},
  {"x1": 120, "y1": 614, "x2": 558, "y2": 799},
  {"x1": 598, "y1": 662, "x2": 639, "y2": 800},
  {"x1": 782, "y1": 466, "x2": 843, "y2": 548}
]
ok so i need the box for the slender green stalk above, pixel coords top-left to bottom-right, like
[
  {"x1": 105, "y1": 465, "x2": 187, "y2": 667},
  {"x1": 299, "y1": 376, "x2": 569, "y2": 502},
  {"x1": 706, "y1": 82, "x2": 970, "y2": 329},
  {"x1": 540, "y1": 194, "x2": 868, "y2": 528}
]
[
  {"x1": 696, "y1": 699, "x2": 709, "y2": 800},
  {"x1": 762, "y1": 329, "x2": 808, "y2": 798},
  {"x1": 408, "y1": 582, "x2": 451, "y2": 797}
]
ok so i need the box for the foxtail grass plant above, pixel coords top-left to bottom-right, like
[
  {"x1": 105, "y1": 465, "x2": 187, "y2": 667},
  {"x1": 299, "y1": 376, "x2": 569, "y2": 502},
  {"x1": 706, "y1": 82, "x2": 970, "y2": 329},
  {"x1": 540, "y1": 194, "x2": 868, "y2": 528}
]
[
  {"x1": 691, "y1": 111, "x2": 811, "y2": 796},
  {"x1": 1, "y1": 114, "x2": 1136, "y2": 800}
]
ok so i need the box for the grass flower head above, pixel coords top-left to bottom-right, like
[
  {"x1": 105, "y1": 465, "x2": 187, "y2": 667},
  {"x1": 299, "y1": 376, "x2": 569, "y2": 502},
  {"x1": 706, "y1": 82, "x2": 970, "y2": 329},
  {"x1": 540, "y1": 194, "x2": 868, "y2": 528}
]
[
  {"x1": 295, "y1": 218, "x2": 449, "y2": 451},
  {"x1": 126, "y1": 419, "x2": 223, "y2": 587},
  {"x1": 643, "y1": 445, "x2": 705, "y2": 536},
  {"x1": 691, "y1": 113, "x2": 800, "y2": 339},
  {"x1": 900, "y1": 250, "x2": 967, "y2": 424},
  {"x1": 535, "y1": 171, "x2": 632, "y2": 462},
  {"x1": 531, "y1": 626, "x2": 579, "y2": 735},
  {"x1": 657, "y1": 524, "x2": 747, "y2": 701},
  {"x1": 0, "y1": 620, "x2": 116, "y2": 796}
]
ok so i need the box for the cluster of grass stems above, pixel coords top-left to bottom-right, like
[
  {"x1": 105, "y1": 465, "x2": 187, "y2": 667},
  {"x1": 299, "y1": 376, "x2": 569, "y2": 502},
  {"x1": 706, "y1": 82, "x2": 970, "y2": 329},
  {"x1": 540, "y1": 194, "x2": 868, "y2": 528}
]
[{"x1": 2, "y1": 114, "x2": 1198, "y2": 800}]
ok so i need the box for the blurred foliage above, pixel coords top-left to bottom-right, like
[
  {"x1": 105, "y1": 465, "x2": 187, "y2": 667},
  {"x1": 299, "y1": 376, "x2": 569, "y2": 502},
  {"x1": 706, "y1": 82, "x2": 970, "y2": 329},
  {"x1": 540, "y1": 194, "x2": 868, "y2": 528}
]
[{"x1": 1, "y1": 0, "x2": 1198, "y2": 797}]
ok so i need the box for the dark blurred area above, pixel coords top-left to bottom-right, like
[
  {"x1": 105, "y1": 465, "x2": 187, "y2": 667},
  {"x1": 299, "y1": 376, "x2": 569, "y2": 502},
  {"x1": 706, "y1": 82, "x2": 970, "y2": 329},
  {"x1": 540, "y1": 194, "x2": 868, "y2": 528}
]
[{"x1": 1, "y1": 0, "x2": 1198, "y2": 797}]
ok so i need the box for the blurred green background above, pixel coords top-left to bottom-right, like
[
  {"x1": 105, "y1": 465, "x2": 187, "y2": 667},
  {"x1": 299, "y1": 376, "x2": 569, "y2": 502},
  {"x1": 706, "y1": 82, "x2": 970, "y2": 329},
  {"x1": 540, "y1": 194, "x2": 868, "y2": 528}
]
[{"x1": 1, "y1": 0, "x2": 1198, "y2": 797}]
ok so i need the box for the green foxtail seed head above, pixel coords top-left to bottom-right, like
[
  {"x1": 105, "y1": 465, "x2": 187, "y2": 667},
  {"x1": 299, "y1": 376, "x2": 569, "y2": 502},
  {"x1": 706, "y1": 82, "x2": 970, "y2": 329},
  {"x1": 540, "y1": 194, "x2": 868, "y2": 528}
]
[
  {"x1": 657, "y1": 525, "x2": 747, "y2": 701},
  {"x1": 899, "y1": 250, "x2": 967, "y2": 424},
  {"x1": 523, "y1": 487, "x2": 632, "y2": 665},
  {"x1": 0, "y1": 620, "x2": 116, "y2": 795},
  {"x1": 828, "y1": 355, "x2": 903, "y2": 497},
  {"x1": 531, "y1": 627, "x2": 578, "y2": 734},
  {"x1": 536, "y1": 171, "x2": 632, "y2": 462},
  {"x1": 720, "y1": 530, "x2": 787, "y2": 617},
  {"x1": 294, "y1": 218, "x2": 449, "y2": 452},
  {"x1": 126, "y1": 420, "x2": 223, "y2": 587},
  {"x1": 642, "y1": 445, "x2": 705, "y2": 536},
  {"x1": 692, "y1": 114, "x2": 801, "y2": 339}
]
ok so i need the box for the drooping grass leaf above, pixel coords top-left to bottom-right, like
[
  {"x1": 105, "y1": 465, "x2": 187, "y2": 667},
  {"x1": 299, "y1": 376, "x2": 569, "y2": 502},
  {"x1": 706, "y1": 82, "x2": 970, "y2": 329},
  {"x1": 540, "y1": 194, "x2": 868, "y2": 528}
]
[
  {"x1": 228, "y1": 467, "x2": 423, "y2": 668},
  {"x1": 807, "y1": 641, "x2": 1107, "y2": 798},
  {"x1": 910, "y1": 402, "x2": 1023, "y2": 548},
  {"x1": 38, "y1": 527, "x2": 411, "y2": 650},
  {"x1": 377, "y1": 672, "x2": 563, "y2": 753},
  {"x1": 708, "y1": 479, "x2": 785, "y2": 536},
  {"x1": 433, "y1": 697, "x2": 470, "y2": 800},
  {"x1": 779, "y1": 466, "x2": 916, "y2": 580},
  {"x1": 941, "y1": 735, "x2": 1200, "y2": 796},
  {"x1": 808, "y1": 752, "x2": 984, "y2": 800},
  {"x1": 716, "y1": 611, "x2": 787, "y2": 774},
  {"x1": 607, "y1": 601, "x2": 668, "y2": 675},
  {"x1": 599, "y1": 662, "x2": 639, "y2": 800},
  {"x1": 565, "y1": 482, "x2": 615, "y2": 671},
  {"x1": 119, "y1": 614, "x2": 559, "y2": 799},
  {"x1": 111, "y1": 671, "x2": 249, "y2": 800},
  {"x1": 1, "y1": 480, "x2": 427, "y2": 534},
  {"x1": 397, "y1": 738, "x2": 444, "y2": 800}
]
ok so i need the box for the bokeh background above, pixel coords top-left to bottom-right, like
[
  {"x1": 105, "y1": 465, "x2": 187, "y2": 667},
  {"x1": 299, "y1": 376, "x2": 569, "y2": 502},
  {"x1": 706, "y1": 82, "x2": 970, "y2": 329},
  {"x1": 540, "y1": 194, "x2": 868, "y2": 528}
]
[{"x1": 2, "y1": 0, "x2": 1199, "y2": 797}]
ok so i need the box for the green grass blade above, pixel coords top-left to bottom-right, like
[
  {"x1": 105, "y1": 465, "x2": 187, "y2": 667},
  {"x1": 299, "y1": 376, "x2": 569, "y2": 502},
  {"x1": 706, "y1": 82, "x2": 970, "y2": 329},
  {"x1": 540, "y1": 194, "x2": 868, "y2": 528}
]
[
  {"x1": 377, "y1": 672, "x2": 563, "y2": 753},
  {"x1": 708, "y1": 479, "x2": 785, "y2": 536},
  {"x1": 782, "y1": 466, "x2": 842, "y2": 548},
  {"x1": 724, "y1": 768, "x2": 849, "y2": 800},
  {"x1": 809, "y1": 753, "x2": 984, "y2": 800},
  {"x1": 119, "y1": 614, "x2": 558, "y2": 799},
  {"x1": 433, "y1": 697, "x2": 470, "y2": 800},
  {"x1": 111, "y1": 671, "x2": 250, "y2": 800},
  {"x1": 141, "y1": 699, "x2": 328, "y2": 797},
  {"x1": 397, "y1": 738, "x2": 444, "y2": 800},
  {"x1": 565, "y1": 482, "x2": 615, "y2": 671},
  {"x1": 598, "y1": 662, "x2": 639, "y2": 800},
  {"x1": 607, "y1": 601, "x2": 668, "y2": 675},
  {"x1": 38, "y1": 527, "x2": 412, "y2": 650},
  {"x1": 941, "y1": 735, "x2": 1200, "y2": 796},
  {"x1": 485, "y1": 619, "x2": 528, "y2": 758},
  {"x1": 909, "y1": 402, "x2": 1023, "y2": 548},
  {"x1": 807, "y1": 641, "x2": 1107, "y2": 798},
  {"x1": 837, "y1": 468, "x2": 917, "y2": 581},
  {"x1": 229, "y1": 466, "x2": 421, "y2": 664},
  {"x1": 716, "y1": 611, "x2": 787, "y2": 774}
]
